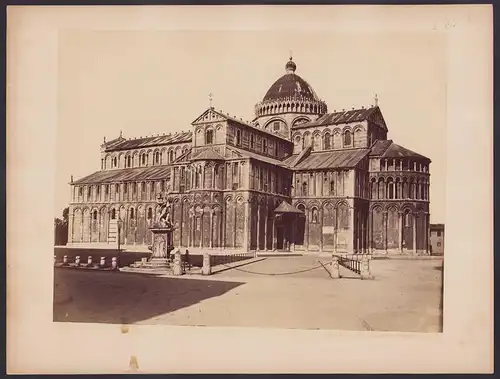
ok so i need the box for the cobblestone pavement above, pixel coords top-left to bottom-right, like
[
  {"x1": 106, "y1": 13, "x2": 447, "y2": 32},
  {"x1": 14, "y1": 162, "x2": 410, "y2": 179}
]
[{"x1": 54, "y1": 256, "x2": 443, "y2": 332}]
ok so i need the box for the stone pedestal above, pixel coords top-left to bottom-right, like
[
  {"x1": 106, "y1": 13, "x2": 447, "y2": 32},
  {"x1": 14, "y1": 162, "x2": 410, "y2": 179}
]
[
  {"x1": 202, "y1": 253, "x2": 211, "y2": 276},
  {"x1": 330, "y1": 256, "x2": 340, "y2": 279},
  {"x1": 172, "y1": 249, "x2": 183, "y2": 276},
  {"x1": 128, "y1": 226, "x2": 173, "y2": 270},
  {"x1": 360, "y1": 254, "x2": 374, "y2": 280}
]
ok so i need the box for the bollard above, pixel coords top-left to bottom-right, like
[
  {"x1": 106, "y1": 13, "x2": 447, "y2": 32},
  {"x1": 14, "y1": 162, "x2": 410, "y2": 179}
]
[
  {"x1": 63, "y1": 255, "x2": 68, "y2": 265},
  {"x1": 75, "y1": 256, "x2": 81, "y2": 266},
  {"x1": 111, "y1": 257, "x2": 118, "y2": 270},
  {"x1": 330, "y1": 256, "x2": 340, "y2": 279},
  {"x1": 202, "y1": 253, "x2": 211, "y2": 276},
  {"x1": 360, "y1": 254, "x2": 374, "y2": 280},
  {"x1": 87, "y1": 256, "x2": 93, "y2": 266},
  {"x1": 172, "y1": 249, "x2": 183, "y2": 276},
  {"x1": 100, "y1": 256, "x2": 106, "y2": 267}
]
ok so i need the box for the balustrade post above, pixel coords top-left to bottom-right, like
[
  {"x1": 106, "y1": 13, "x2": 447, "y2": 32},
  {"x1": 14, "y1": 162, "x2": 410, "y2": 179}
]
[
  {"x1": 330, "y1": 255, "x2": 340, "y2": 279},
  {"x1": 360, "y1": 254, "x2": 373, "y2": 280},
  {"x1": 202, "y1": 253, "x2": 211, "y2": 275}
]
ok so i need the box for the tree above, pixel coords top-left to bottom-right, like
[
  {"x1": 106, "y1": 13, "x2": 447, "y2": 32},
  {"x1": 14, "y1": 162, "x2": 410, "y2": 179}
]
[{"x1": 54, "y1": 207, "x2": 69, "y2": 246}]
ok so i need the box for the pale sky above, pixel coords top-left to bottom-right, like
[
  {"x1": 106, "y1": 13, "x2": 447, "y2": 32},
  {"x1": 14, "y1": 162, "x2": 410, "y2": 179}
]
[{"x1": 56, "y1": 29, "x2": 446, "y2": 223}]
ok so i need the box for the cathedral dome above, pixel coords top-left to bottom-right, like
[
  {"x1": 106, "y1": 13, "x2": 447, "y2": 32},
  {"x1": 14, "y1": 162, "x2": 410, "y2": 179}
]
[
  {"x1": 255, "y1": 57, "x2": 328, "y2": 119},
  {"x1": 263, "y1": 57, "x2": 320, "y2": 102}
]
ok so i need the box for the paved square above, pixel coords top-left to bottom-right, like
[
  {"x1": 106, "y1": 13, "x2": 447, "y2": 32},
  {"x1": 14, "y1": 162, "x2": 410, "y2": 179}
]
[{"x1": 54, "y1": 256, "x2": 443, "y2": 332}]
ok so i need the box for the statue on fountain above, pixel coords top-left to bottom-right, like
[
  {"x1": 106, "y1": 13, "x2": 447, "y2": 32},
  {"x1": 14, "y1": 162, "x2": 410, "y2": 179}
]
[{"x1": 154, "y1": 184, "x2": 173, "y2": 229}]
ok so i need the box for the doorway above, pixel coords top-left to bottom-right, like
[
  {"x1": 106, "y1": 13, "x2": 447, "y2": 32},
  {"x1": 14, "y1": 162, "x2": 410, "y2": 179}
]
[{"x1": 276, "y1": 226, "x2": 284, "y2": 250}]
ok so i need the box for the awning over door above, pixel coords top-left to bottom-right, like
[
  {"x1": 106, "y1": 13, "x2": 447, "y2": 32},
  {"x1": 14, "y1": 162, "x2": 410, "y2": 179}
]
[{"x1": 274, "y1": 201, "x2": 304, "y2": 215}]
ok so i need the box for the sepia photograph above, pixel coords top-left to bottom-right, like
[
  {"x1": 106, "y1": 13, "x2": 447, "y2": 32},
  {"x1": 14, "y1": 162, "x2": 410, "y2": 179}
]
[
  {"x1": 53, "y1": 28, "x2": 445, "y2": 332},
  {"x1": 8, "y1": 5, "x2": 492, "y2": 374}
]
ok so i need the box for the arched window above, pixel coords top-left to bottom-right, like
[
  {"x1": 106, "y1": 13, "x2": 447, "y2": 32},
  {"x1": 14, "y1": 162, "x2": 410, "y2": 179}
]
[
  {"x1": 195, "y1": 168, "x2": 201, "y2": 188},
  {"x1": 371, "y1": 180, "x2": 377, "y2": 199},
  {"x1": 147, "y1": 208, "x2": 153, "y2": 220},
  {"x1": 378, "y1": 179, "x2": 385, "y2": 199},
  {"x1": 113, "y1": 157, "x2": 118, "y2": 167},
  {"x1": 263, "y1": 139, "x2": 268, "y2": 153},
  {"x1": 294, "y1": 135, "x2": 302, "y2": 152},
  {"x1": 130, "y1": 208, "x2": 134, "y2": 219},
  {"x1": 330, "y1": 180, "x2": 335, "y2": 195},
  {"x1": 141, "y1": 154, "x2": 146, "y2": 165},
  {"x1": 250, "y1": 134, "x2": 255, "y2": 149},
  {"x1": 344, "y1": 131, "x2": 352, "y2": 146},
  {"x1": 324, "y1": 133, "x2": 331, "y2": 150},
  {"x1": 154, "y1": 152, "x2": 160, "y2": 164},
  {"x1": 387, "y1": 179, "x2": 394, "y2": 199},
  {"x1": 132, "y1": 182, "x2": 137, "y2": 196},
  {"x1": 410, "y1": 181, "x2": 416, "y2": 198},
  {"x1": 302, "y1": 182, "x2": 308, "y2": 196},
  {"x1": 206, "y1": 129, "x2": 214, "y2": 145},
  {"x1": 127, "y1": 156, "x2": 132, "y2": 168},
  {"x1": 236, "y1": 129, "x2": 241, "y2": 146},
  {"x1": 303, "y1": 133, "x2": 310, "y2": 149},
  {"x1": 404, "y1": 211, "x2": 411, "y2": 227},
  {"x1": 115, "y1": 184, "x2": 119, "y2": 199},
  {"x1": 93, "y1": 210, "x2": 97, "y2": 220},
  {"x1": 311, "y1": 207, "x2": 319, "y2": 223},
  {"x1": 169, "y1": 150, "x2": 174, "y2": 163},
  {"x1": 111, "y1": 209, "x2": 116, "y2": 220}
]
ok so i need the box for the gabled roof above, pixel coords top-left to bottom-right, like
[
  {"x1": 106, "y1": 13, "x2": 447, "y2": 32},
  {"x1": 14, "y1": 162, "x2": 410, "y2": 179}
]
[
  {"x1": 191, "y1": 147, "x2": 225, "y2": 161},
  {"x1": 73, "y1": 166, "x2": 171, "y2": 185},
  {"x1": 171, "y1": 147, "x2": 192, "y2": 164},
  {"x1": 293, "y1": 106, "x2": 387, "y2": 131},
  {"x1": 368, "y1": 140, "x2": 431, "y2": 161},
  {"x1": 287, "y1": 145, "x2": 312, "y2": 167},
  {"x1": 274, "y1": 201, "x2": 304, "y2": 214},
  {"x1": 288, "y1": 148, "x2": 370, "y2": 170},
  {"x1": 382, "y1": 143, "x2": 430, "y2": 161},
  {"x1": 192, "y1": 108, "x2": 292, "y2": 143},
  {"x1": 226, "y1": 146, "x2": 289, "y2": 168},
  {"x1": 369, "y1": 140, "x2": 393, "y2": 156},
  {"x1": 104, "y1": 132, "x2": 192, "y2": 152}
]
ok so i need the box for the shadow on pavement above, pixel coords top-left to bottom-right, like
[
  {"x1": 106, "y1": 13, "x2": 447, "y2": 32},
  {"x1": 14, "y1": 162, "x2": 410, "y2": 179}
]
[{"x1": 53, "y1": 269, "x2": 245, "y2": 325}]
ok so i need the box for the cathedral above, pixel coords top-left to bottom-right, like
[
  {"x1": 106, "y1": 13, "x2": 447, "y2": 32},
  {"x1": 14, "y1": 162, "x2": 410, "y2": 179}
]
[{"x1": 67, "y1": 57, "x2": 431, "y2": 256}]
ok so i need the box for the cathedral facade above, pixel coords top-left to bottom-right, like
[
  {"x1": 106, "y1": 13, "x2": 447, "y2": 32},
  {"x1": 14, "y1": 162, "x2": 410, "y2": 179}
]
[{"x1": 67, "y1": 57, "x2": 431, "y2": 256}]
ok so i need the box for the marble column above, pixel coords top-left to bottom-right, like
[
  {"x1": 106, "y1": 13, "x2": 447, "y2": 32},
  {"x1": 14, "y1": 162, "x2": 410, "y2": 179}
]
[
  {"x1": 256, "y1": 204, "x2": 261, "y2": 251},
  {"x1": 383, "y1": 211, "x2": 388, "y2": 254},
  {"x1": 319, "y1": 207, "x2": 324, "y2": 252},
  {"x1": 209, "y1": 209, "x2": 214, "y2": 248},
  {"x1": 243, "y1": 199, "x2": 250, "y2": 251},
  {"x1": 221, "y1": 203, "x2": 226, "y2": 249},
  {"x1": 426, "y1": 212, "x2": 431, "y2": 254},
  {"x1": 263, "y1": 204, "x2": 268, "y2": 251},
  {"x1": 305, "y1": 207, "x2": 309, "y2": 251},
  {"x1": 398, "y1": 211, "x2": 403, "y2": 254},
  {"x1": 78, "y1": 212, "x2": 83, "y2": 243},
  {"x1": 347, "y1": 206, "x2": 355, "y2": 253},
  {"x1": 367, "y1": 209, "x2": 372, "y2": 253},
  {"x1": 413, "y1": 213, "x2": 417, "y2": 255},
  {"x1": 199, "y1": 209, "x2": 204, "y2": 248},
  {"x1": 272, "y1": 216, "x2": 276, "y2": 250}
]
